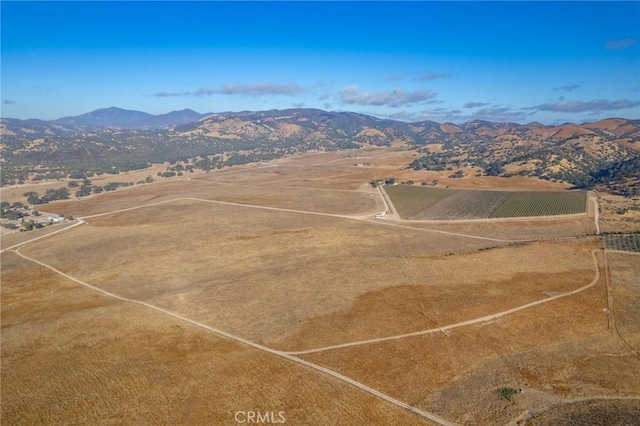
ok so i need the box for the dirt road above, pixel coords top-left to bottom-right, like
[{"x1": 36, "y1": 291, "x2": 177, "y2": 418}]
[
  {"x1": 9, "y1": 247, "x2": 457, "y2": 426},
  {"x1": 286, "y1": 250, "x2": 603, "y2": 355}
]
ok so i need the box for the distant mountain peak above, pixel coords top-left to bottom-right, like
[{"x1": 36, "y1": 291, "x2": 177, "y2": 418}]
[{"x1": 49, "y1": 107, "x2": 208, "y2": 130}]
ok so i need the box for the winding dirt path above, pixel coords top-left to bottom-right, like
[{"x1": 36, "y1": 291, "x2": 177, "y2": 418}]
[
  {"x1": 77, "y1": 196, "x2": 532, "y2": 244},
  {"x1": 1, "y1": 188, "x2": 614, "y2": 425},
  {"x1": 8, "y1": 247, "x2": 458, "y2": 426},
  {"x1": 285, "y1": 250, "x2": 603, "y2": 355}
]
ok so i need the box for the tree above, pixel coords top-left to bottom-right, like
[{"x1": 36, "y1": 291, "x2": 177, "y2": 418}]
[
  {"x1": 75, "y1": 186, "x2": 92, "y2": 197},
  {"x1": 24, "y1": 191, "x2": 42, "y2": 205}
]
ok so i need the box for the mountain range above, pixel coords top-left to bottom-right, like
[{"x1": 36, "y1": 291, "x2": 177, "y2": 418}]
[
  {"x1": 1, "y1": 107, "x2": 639, "y2": 194},
  {"x1": 3, "y1": 107, "x2": 210, "y2": 131},
  {"x1": 3, "y1": 106, "x2": 639, "y2": 141}
]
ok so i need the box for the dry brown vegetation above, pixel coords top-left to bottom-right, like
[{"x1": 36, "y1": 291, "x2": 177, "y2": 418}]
[
  {"x1": 1, "y1": 253, "x2": 426, "y2": 425},
  {"x1": 525, "y1": 399, "x2": 640, "y2": 425},
  {"x1": 2, "y1": 148, "x2": 638, "y2": 425},
  {"x1": 598, "y1": 192, "x2": 640, "y2": 233}
]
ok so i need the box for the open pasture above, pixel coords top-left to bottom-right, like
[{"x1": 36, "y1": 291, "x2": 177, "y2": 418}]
[
  {"x1": 2, "y1": 148, "x2": 637, "y2": 425},
  {"x1": 302, "y1": 264, "x2": 640, "y2": 425},
  {"x1": 20, "y1": 197, "x2": 598, "y2": 349},
  {"x1": 386, "y1": 185, "x2": 587, "y2": 220},
  {"x1": 1, "y1": 252, "x2": 424, "y2": 426},
  {"x1": 19, "y1": 199, "x2": 507, "y2": 345},
  {"x1": 197, "y1": 163, "x2": 372, "y2": 190},
  {"x1": 43, "y1": 175, "x2": 382, "y2": 219}
]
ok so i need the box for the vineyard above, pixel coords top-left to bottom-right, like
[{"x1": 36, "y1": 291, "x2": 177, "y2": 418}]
[
  {"x1": 489, "y1": 191, "x2": 587, "y2": 218},
  {"x1": 385, "y1": 186, "x2": 587, "y2": 220},
  {"x1": 605, "y1": 234, "x2": 640, "y2": 252},
  {"x1": 384, "y1": 185, "x2": 458, "y2": 218}
]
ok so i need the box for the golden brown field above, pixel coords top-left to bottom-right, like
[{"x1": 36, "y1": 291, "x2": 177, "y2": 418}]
[{"x1": 2, "y1": 148, "x2": 638, "y2": 425}]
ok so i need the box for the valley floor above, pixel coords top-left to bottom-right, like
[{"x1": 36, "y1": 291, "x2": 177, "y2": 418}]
[{"x1": 2, "y1": 149, "x2": 639, "y2": 425}]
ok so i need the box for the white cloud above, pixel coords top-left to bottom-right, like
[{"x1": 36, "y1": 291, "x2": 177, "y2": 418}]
[
  {"x1": 536, "y1": 99, "x2": 640, "y2": 113},
  {"x1": 152, "y1": 83, "x2": 305, "y2": 98},
  {"x1": 339, "y1": 85, "x2": 437, "y2": 107},
  {"x1": 463, "y1": 101, "x2": 490, "y2": 109}
]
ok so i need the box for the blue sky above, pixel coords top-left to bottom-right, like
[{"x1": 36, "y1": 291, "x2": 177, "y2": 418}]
[{"x1": 1, "y1": 1, "x2": 639, "y2": 124}]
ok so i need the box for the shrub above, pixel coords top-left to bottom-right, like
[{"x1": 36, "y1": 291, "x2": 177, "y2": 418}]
[{"x1": 498, "y1": 387, "x2": 519, "y2": 401}]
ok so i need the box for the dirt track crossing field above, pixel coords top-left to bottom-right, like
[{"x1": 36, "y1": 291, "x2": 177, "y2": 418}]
[{"x1": 2, "y1": 150, "x2": 638, "y2": 425}]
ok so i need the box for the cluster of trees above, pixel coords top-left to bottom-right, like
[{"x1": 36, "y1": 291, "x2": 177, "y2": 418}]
[
  {"x1": 1, "y1": 129, "x2": 285, "y2": 186},
  {"x1": 31, "y1": 171, "x2": 67, "y2": 181},
  {"x1": 0, "y1": 201, "x2": 47, "y2": 231},
  {"x1": 409, "y1": 139, "x2": 640, "y2": 195},
  {"x1": 192, "y1": 156, "x2": 224, "y2": 171},
  {"x1": 410, "y1": 152, "x2": 449, "y2": 171},
  {"x1": 224, "y1": 152, "x2": 278, "y2": 167},
  {"x1": 137, "y1": 175, "x2": 155, "y2": 185},
  {"x1": 23, "y1": 188, "x2": 70, "y2": 205},
  {"x1": 448, "y1": 170, "x2": 465, "y2": 179},
  {"x1": 369, "y1": 178, "x2": 396, "y2": 187},
  {"x1": 20, "y1": 178, "x2": 144, "y2": 204},
  {"x1": 589, "y1": 157, "x2": 640, "y2": 196},
  {"x1": 74, "y1": 179, "x2": 136, "y2": 198},
  {"x1": 1, "y1": 123, "x2": 355, "y2": 187},
  {"x1": 1, "y1": 201, "x2": 28, "y2": 221},
  {"x1": 104, "y1": 182, "x2": 133, "y2": 191}
]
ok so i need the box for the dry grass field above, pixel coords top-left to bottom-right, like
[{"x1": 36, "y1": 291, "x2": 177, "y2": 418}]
[
  {"x1": 598, "y1": 192, "x2": 640, "y2": 233},
  {"x1": 2, "y1": 148, "x2": 638, "y2": 425},
  {"x1": 1, "y1": 253, "x2": 425, "y2": 426},
  {"x1": 526, "y1": 399, "x2": 640, "y2": 425}
]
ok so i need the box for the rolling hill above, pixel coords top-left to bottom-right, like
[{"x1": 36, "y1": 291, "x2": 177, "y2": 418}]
[{"x1": 1, "y1": 108, "x2": 638, "y2": 194}]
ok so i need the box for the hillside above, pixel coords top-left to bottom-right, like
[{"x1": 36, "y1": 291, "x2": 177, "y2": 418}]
[
  {"x1": 1, "y1": 108, "x2": 638, "y2": 194},
  {"x1": 408, "y1": 118, "x2": 640, "y2": 194}
]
